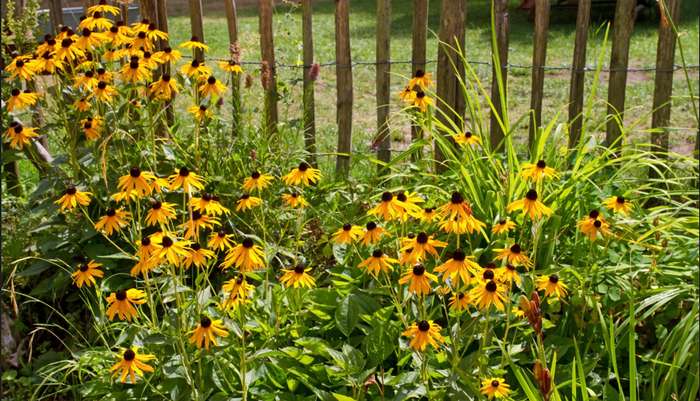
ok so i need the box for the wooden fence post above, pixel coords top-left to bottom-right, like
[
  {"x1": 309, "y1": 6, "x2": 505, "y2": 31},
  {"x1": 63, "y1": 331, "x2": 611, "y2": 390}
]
[
  {"x1": 528, "y1": 0, "x2": 549, "y2": 152},
  {"x1": 224, "y1": 0, "x2": 242, "y2": 136},
  {"x1": 605, "y1": 0, "x2": 636, "y2": 149},
  {"x1": 259, "y1": 0, "x2": 278, "y2": 135},
  {"x1": 650, "y1": 0, "x2": 681, "y2": 157},
  {"x1": 49, "y1": 0, "x2": 63, "y2": 33},
  {"x1": 188, "y1": 0, "x2": 205, "y2": 61},
  {"x1": 567, "y1": 0, "x2": 591, "y2": 148},
  {"x1": 301, "y1": 0, "x2": 317, "y2": 165},
  {"x1": 140, "y1": 0, "x2": 157, "y2": 24},
  {"x1": 489, "y1": 0, "x2": 509, "y2": 151},
  {"x1": 434, "y1": 0, "x2": 466, "y2": 171},
  {"x1": 376, "y1": 0, "x2": 391, "y2": 170},
  {"x1": 411, "y1": 0, "x2": 428, "y2": 159},
  {"x1": 335, "y1": 0, "x2": 353, "y2": 178}
]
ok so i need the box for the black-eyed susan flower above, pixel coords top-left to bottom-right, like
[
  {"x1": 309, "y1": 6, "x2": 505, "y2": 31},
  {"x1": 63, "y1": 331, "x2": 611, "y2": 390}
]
[
  {"x1": 497, "y1": 263, "x2": 521, "y2": 286},
  {"x1": 396, "y1": 191, "x2": 425, "y2": 217},
  {"x1": 182, "y1": 243, "x2": 215, "y2": 269},
  {"x1": 242, "y1": 171, "x2": 274, "y2": 192},
  {"x1": 412, "y1": 90, "x2": 433, "y2": 112},
  {"x1": 439, "y1": 215, "x2": 486, "y2": 235},
  {"x1": 92, "y1": 81, "x2": 118, "y2": 102},
  {"x1": 55, "y1": 185, "x2": 92, "y2": 211},
  {"x1": 118, "y1": 167, "x2": 156, "y2": 196},
  {"x1": 418, "y1": 207, "x2": 438, "y2": 223},
  {"x1": 507, "y1": 189, "x2": 552, "y2": 220},
  {"x1": 4, "y1": 56, "x2": 39, "y2": 81},
  {"x1": 81, "y1": 116, "x2": 103, "y2": 140},
  {"x1": 136, "y1": 237, "x2": 157, "y2": 260},
  {"x1": 360, "y1": 221, "x2": 385, "y2": 246},
  {"x1": 492, "y1": 219, "x2": 516, "y2": 235},
  {"x1": 199, "y1": 75, "x2": 227, "y2": 98},
  {"x1": 7, "y1": 89, "x2": 40, "y2": 112},
  {"x1": 332, "y1": 224, "x2": 364, "y2": 245},
  {"x1": 480, "y1": 265, "x2": 498, "y2": 282},
  {"x1": 221, "y1": 275, "x2": 253, "y2": 311},
  {"x1": 75, "y1": 28, "x2": 109, "y2": 51},
  {"x1": 402, "y1": 320, "x2": 443, "y2": 351},
  {"x1": 399, "y1": 263, "x2": 437, "y2": 296},
  {"x1": 577, "y1": 209, "x2": 610, "y2": 240},
  {"x1": 399, "y1": 246, "x2": 417, "y2": 267},
  {"x1": 110, "y1": 348, "x2": 155, "y2": 384},
  {"x1": 74, "y1": 97, "x2": 91, "y2": 112},
  {"x1": 35, "y1": 51, "x2": 64, "y2": 74},
  {"x1": 131, "y1": 18, "x2": 152, "y2": 32},
  {"x1": 182, "y1": 210, "x2": 219, "y2": 240},
  {"x1": 282, "y1": 192, "x2": 308, "y2": 208},
  {"x1": 452, "y1": 131, "x2": 482, "y2": 147},
  {"x1": 438, "y1": 192, "x2": 473, "y2": 222},
  {"x1": 55, "y1": 38, "x2": 85, "y2": 62},
  {"x1": 145, "y1": 23, "x2": 168, "y2": 41},
  {"x1": 78, "y1": 12, "x2": 113, "y2": 31},
  {"x1": 152, "y1": 234, "x2": 190, "y2": 266},
  {"x1": 144, "y1": 200, "x2": 176, "y2": 227},
  {"x1": 71, "y1": 260, "x2": 103, "y2": 288},
  {"x1": 409, "y1": 69, "x2": 432, "y2": 89},
  {"x1": 179, "y1": 36, "x2": 209, "y2": 52},
  {"x1": 189, "y1": 316, "x2": 228, "y2": 350},
  {"x1": 187, "y1": 104, "x2": 213, "y2": 121},
  {"x1": 282, "y1": 162, "x2": 321, "y2": 186},
  {"x1": 148, "y1": 73, "x2": 179, "y2": 100},
  {"x1": 179, "y1": 59, "x2": 212, "y2": 78},
  {"x1": 434, "y1": 248, "x2": 479, "y2": 287},
  {"x1": 480, "y1": 378, "x2": 511, "y2": 399},
  {"x1": 4, "y1": 123, "x2": 38, "y2": 150},
  {"x1": 130, "y1": 31, "x2": 155, "y2": 52},
  {"x1": 154, "y1": 46, "x2": 182, "y2": 63},
  {"x1": 208, "y1": 230, "x2": 234, "y2": 252},
  {"x1": 106, "y1": 288, "x2": 146, "y2": 321},
  {"x1": 470, "y1": 280, "x2": 506, "y2": 311},
  {"x1": 140, "y1": 51, "x2": 164, "y2": 69},
  {"x1": 87, "y1": 0, "x2": 121, "y2": 16},
  {"x1": 400, "y1": 232, "x2": 447, "y2": 262},
  {"x1": 358, "y1": 249, "x2": 397, "y2": 277},
  {"x1": 280, "y1": 263, "x2": 316, "y2": 288},
  {"x1": 189, "y1": 193, "x2": 230, "y2": 216},
  {"x1": 235, "y1": 194, "x2": 262, "y2": 212},
  {"x1": 106, "y1": 25, "x2": 131, "y2": 47},
  {"x1": 221, "y1": 237, "x2": 265, "y2": 272},
  {"x1": 449, "y1": 292, "x2": 470, "y2": 311},
  {"x1": 537, "y1": 274, "x2": 568, "y2": 299},
  {"x1": 219, "y1": 59, "x2": 243, "y2": 74},
  {"x1": 95, "y1": 208, "x2": 130, "y2": 235},
  {"x1": 169, "y1": 167, "x2": 205, "y2": 192},
  {"x1": 120, "y1": 56, "x2": 151, "y2": 83},
  {"x1": 368, "y1": 191, "x2": 410, "y2": 221},
  {"x1": 398, "y1": 85, "x2": 416, "y2": 103},
  {"x1": 603, "y1": 195, "x2": 632, "y2": 215},
  {"x1": 495, "y1": 244, "x2": 533, "y2": 269},
  {"x1": 521, "y1": 159, "x2": 559, "y2": 182}
]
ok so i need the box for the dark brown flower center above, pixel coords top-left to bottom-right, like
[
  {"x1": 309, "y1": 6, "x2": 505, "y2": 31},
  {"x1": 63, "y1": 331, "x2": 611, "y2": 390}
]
[
  {"x1": 536, "y1": 160, "x2": 546, "y2": 169},
  {"x1": 240, "y1": 194, "x2": 250, "y2": 200},
  {"x1": 200, "y1": 316, "x2": 212, "y2": 328},
  {"x1": 191, "y1": 243, "x2": 201, "y2": 251},
  {"x1": 424, "y1": 207, "x2": 434, "y2": 213},
  {"x1": 526, "y1": 189, "x2": 538, "y2": 201},
  {"x1": 589, "y1": 209, "x2": 600, "y2": 219},
  {"x1": 510, "y1": 244, "x2": 521, "y2": 254},
  {"x1": 549, "y1": 274, "x2": 559, "y2": 284},
  {"x1": 451, "y1": 192, "x2": 463, "y2": 204},
  {"x1": 381, "y1": 191, "x2": 393, "y2": 202},
  {"x1": 396, "y1": 193, "x2": 407, "y2": 202},
  {"x1": 294, "y1": 263, "x2": 306, "y2": 274},
  {"x1": 414, "y1": 69, "x2": 425, "y2": 78},
  {"x1": 207, "y1": 76, "x2": 216, "y2": 84},
  {"x1": 179, "y1": 167, "x2": 190, "y2": 177},
  {"x1": 242, "y1": 238, "x2": 254, "y2": 248},
  {"x1": 151, "y1": 201, "x2": 162, "y2": 210},
  {"x1": 191, "y1": 211, "x2": 202, "y2": 221},
  {"x1": 97, "y1": 81, "x2": 107, "y2": 89},
  {"x1": 616, "y1": 196, "x2": 625, "y2": 204},
  {"x1": 498, "y1": 219, "x2": 506, "y2": 225},
  {"x1": 452, "y1": 249, "x2": 466, "y2": 261},
  {"x1": 485, "y1": 280, "x2": 497, "y2": 292},
  {"x1": 162, "y1": 74, "x2": 171, "y2": 82},
  {"x1": 123, "y1": 348, "x2": 135, "y2": 361},
  {"x1": 11, "y1": 89, "x2": 20, "y2": 96},
  {"x1": 130, "y1": 167, "x2": 141, "y2": 177},
  {"x1": 594, "y1": 220, "x2": 602, "y2": 228},
  {"x1": 342, "y1": 224, "x2": 352, "y2": 231},
  {"x1": 61, "y1": 38, "x2": 72, "y2": 48},
  {"x1": 65, "y1": 186, "x2": 77, "y2": 195},
  {"x1": 106, "y1": 208, "x2": 116, "y2": 217},
  {"x1": 129, "y1": 60, "x2": 139, "y2": 69},
  {"x1": 161, "y1": 236, "x2": 173, "y2": 247},
  {"x1": 412, "y1": 264, "x2": 425, "y2": 276},
  {"x1": 366, "y1": 221, "x2": 377, "y2": 230},
  {"x1": 491, "y1": 380, "x2": 500, "y2": 388},
  {"x1": 251, "y1": 171, "x2": 261, "y2": 179},
  {"x1": 298, "y1": 162, "x2": 309, "y2": 171},
  {"x1": 79, "y1": 263, "x2": 89, "y2": 272},
  {"x1": 416, "y1": 91, "x2": 425, "y2": 99},
  {"x1": 202, "y1": 193, "x2": 212, "y2": 201},
  {"x1": 372, "y1": 249, "x2": 383, "y2": 258},
  {"x1": 458, "y1": 292, "x2": 465, "y2": 300},
  {"x1": 217, "y1": 230, "x2": 226, "y2": 238},
  {"x1": 483, "y1": 269, "x2": 495, "y2": 280},
  {"x1": 416, "y1": 232, "x2": 428, "y2": 244},
  {"x1": 418, "y1": 320, "x2": 430, "y2": 331},
  {"x1": 116, "y1": 289, "x2": 127, "y2": 300},
  {"x1": 141, "y1": 237, "x2": 151, "y2": 246},
  {"x1": 464, "y1": 131, "x2": 472, "y2": 138}
]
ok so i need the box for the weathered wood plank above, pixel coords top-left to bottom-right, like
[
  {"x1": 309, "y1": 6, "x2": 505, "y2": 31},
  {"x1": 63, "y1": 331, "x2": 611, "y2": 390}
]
[
  {"x1": 335, "y1": 0, "x2": 353, "y2": 178},
  {"x1": 301, "y1": 0, "x2": 317, "y2": 165},
  {"x1": 188, "y1": 0, "x2": 205, "y2": 61},
  {"x1": 528, "y1": 0, "x2": 550, "y2": 151},
  {"x1": 567, "y1": 0, "x2": 591, "y2": 148},
  {"x1": 376, "y1": 0, "x2": 391, "y2": 169},
  {"x1": 224, "y1": 0, "x2": 242, "y2": 136},
  {"x1": 410, "y1": 0, "x2": 428, "y2": 156},
  {"x1": 489, "y1": 0, "x2": 509, "y2": 151},
  {"x1": 259, "y1": 0, "x2": 278, "y2": 135}
]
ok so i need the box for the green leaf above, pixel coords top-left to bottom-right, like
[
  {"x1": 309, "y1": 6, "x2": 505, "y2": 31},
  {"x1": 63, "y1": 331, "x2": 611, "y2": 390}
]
[
  {"x1": 332, "y1": 393, "x2": 355, "y2": 401},
  {"x1": 364, "y1": 320, "x2": 399, "y2": 367},
  {"x1": 335, "y1": 296, "x2": 360, "y2": 337}
]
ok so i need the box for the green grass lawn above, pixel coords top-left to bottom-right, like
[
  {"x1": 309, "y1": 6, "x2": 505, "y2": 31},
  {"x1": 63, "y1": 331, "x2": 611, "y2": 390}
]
[{"x1": 163, "y1": 0, "x2": 698, "y2": 158}]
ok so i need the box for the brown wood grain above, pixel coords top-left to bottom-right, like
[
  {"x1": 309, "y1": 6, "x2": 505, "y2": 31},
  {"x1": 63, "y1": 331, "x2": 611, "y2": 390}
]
[
  {"x1": 225, "y1": 0, "x2": 242, "y2": 136},
  {"x1": 410, "y1": 0, "x2": 428, "y2": 156},
  {"x1": 376, "y1": 0, "x2": 391, "y2": 169},
  {"x1": 528, "y1": 0, "x2": 550, "y2": 152},
  {"x1": 490, "y1": 0, "x2": 509, "y2": 152},
  {"x1": 335, "y1": 0, "x2": 353, "y2": 178},
  {"x1": 567, "y1": 0, "x2": 591, "y2": 148},
  {"x1": 259, "y1": 0, "x2": 278, "y2": 135},
  {"x1": 302, "y1": 0, "x2": 317, "y2": 165},
  {"x1": 606, "y1": 0, "x2": 636, "y2": 149},
  {"x1": 188, "y1": 0, "x2": 205, "y2": 61}
]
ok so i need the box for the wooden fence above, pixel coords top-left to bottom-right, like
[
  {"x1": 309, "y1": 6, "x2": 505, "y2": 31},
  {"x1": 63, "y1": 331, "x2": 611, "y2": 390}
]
[{"x1": 22, "y1": 0, "x2": 700, "y2": 181}]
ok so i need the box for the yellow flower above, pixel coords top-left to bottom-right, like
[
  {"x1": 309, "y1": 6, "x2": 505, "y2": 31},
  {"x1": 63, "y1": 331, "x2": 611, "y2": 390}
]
[
  {"x1": 221, "y1": 238, "x2": 265, "y2": 272},
  {"x1": 208, "y1": 230, "x2": 234, "y2": 252},
  {"x1": 75, "y1": 28, "x2": 109, "y2": 51},
  {"x1": 4, "y1": 56, "x2": 39, "y2": 81},
  {"x1": 189, "y1": 316, "x2": 228, "y2": 350},
  {"x1": 199, "y1": 76, "x2": 227, "y2": 98},
  {"x1": 480, "y1": 378, "x2": 511, "y2": 399},
  {"x1": 106, "y1": 25, "x2": 132, "y2": 47},
  {"x1": 537, "y1": 273, "x2": 568, "y2": 299},
  {"x1": 78, "y1": 14, "x2": 113, "y2": 31},
  {"x1": 396, "y1": 191, "x2": 425, "y2": 221},
  {"x1": 412, "y1": 90, "x2": 433, "y2": 112},
  {"x1": 92, "y1": 81, "x2": 118, "y2": 103},
  {"x1": 603, "y1": 195, "x2": 632, "y2": 215},
  {"x1": 221, "y1": 275, "x2": 253, "y2": 311},
  {"x1": 282, "y1": 162, "x2": 321, "y2": 186},
  {"x1": 179, "y1": 36, "x2": 209, "y2": 52},
  {"x1": 398, "y1": 86, "x2": 416, "y2": 103},
  {"x1": 219, "y1": 60, "x2": 243, "y2": 74},
  {"x1": 55, "y1": 38, "x2": 85, "y2": 62},
  {"x1": 187, "y1": 104, "x2": 213, "y2": 121},
  {"x1": 105, "y1": 288, "x2": 146, "y2": 321},
  {"x1": 120, "y1": 56, "x2": 151, "y2": 83},
  {"x1": 495, "y1": 244, "x2": 533, "y2": 269},
  {"x1": 402, "y1": 320, "x2": 443, "y2": 351},
  {"x1": 492, "y1": 219, "x2": 516, "y2": 235},
  {"x1": 7, "y1": 89, "x2": 40, "y2": 112},
  {"x1": 145, "y1": 200, "x2": 176, "y2": 227},
  {"x1": 235, "y1": 194, "x2": 262, "y2": 212},
  {"x1": 418, "y1": 207, "x2": 438, "y2": 223},
  {"x1": 34, "y1": 51, "x2": 64, "y2": 74},
  {"x1": 452, "y1": 131, "x2": 482, "y2": 147},
  {"x1": 145, "y1": 23, "x2": 168, "y2": 41},
  {"x1": 282, "y1": 192, "x2": 308, "y2": 208},
  {"x1": 71, "y1": 260, "x2": 103, "y2": 288},
  {"x1": 449, "y1": 292, "x2": 470, "y2": 311},
  {"x1": 4, "y1": 123, "x2": 38, "y2": 150},
  {"x1": 55, "y1": 185, "x2": 92, "y2": 211},
  {"x1": 94, "y1": 208, "x2": 130, "y2": 235},
  {"x1": 360, "y1": 221, "x2": 385, "y2": 246},
  {"x1": 577, "y1": 210, "x2": 610, "y2": 241},
  {"x1": 183, "y1": 243, "x2": 216, "y2": 269},
  {"x1": 110, "y1": 348, "x2": 155, "y2": 384},
  {"x1": 179, "y1": 59, "x2": 212, "y2": 78},
  {"x1": 398, "y1": 244, "x2": 418, "y2": 267},
  {"x1": 439, "y1": 214, "x2": 485, "y2": 235},
  {"x1": 399, "y1": 232, "x2": 447, "y2": 262},
  {"x1": 408, "y1": 69, "x2": 432, "y2": 89},
  {"x1": 130, "y1": 31, "x2": 155, "y2": 52},
  {"x1": 87, "y1": 1, "x2": 121, "y2": 16},
  {"x1": 280, "y1": 264, "x2": 316, "y2": 288},
  {"x1": 118, "y1": 167, "x2": 156, "y2": 196},
  {"x1": 398, "y1": 263, "x2": 437, "y2": 296},
  {"x1": 496, "y1": 264, "x2": 521, "y2": 286},
  {"x1": 181, "y1": 211, "x2": 219, "y2": 240},
  {"x1": 74, "y1": 97, "x2": 91, "y2": 112},
  {"x1": 521, "y1": 160, "x2": 559, "y2": 182},
  {"x1": 151, "y1": 234, "x2": 191, "y2": 266},
  {"x1": 368, "y1": 191, "x2": 421, "y2": 221},
  {"x1": 507, "y1": 189, "x2": 552, "y2": 220},
  {"x1": 81, "y1": 116, "x2": 103, "y2": 141},
  {"x1": 434, "y1": 249, "x2": 479, "y2": 287},
  {"x1": 332, "y1": 224, "x2": 364, "y2": 245},
  {"x1": 358, "y1": 249, "x2": 397, "y2": 277},
  {"x1": 169, "y1": 167, "x2": 205, "y2": 192},
  {"x1": 242, "y1": 171, "x2": 274, "y2": 192},
  {"x1": 189, "y1": 193, "x2": 230, "y2": 216},
  {"x1": 470, "y1": 280, "x2": 507, "y2": 311},
  {"x1": 154, "y1": 47, "x2": 182, "y2": 63}
]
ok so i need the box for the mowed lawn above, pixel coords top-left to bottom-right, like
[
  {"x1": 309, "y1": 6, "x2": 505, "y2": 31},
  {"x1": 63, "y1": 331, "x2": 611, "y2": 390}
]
[{"x1": 165, "y1": 0, "x2": 699, "y2": 156}]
